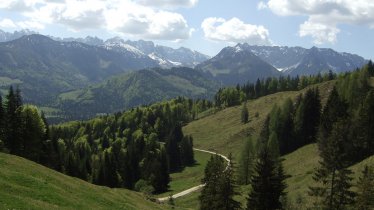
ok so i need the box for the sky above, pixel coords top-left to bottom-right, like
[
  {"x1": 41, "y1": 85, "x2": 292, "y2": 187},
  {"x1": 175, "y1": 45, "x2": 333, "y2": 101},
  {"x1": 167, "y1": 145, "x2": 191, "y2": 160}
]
[{"x1": 0, "y1": 0, "x2": 374, "y2": 60}]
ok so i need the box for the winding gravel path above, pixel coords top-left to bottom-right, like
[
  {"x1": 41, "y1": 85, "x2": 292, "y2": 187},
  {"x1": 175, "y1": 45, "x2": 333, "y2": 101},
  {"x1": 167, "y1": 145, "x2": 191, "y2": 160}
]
[{"x1": 157, "y1": 148, "x2": 230, "y2": 202}]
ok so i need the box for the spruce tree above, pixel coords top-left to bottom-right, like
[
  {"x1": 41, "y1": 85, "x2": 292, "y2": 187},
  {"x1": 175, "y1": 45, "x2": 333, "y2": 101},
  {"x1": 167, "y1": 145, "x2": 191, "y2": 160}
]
[
  {"x1": 220, "y1": 153, "x2": 241, "y2": 210},
  {"x1": 238, "y1": 137, "x2": 255, "y2": 185},
  {"x1": 0, "y1": 95, "x2": 4, "y2": 143},
  {"x1": 5, "y1": 86, "x2": 23, "y2": 155},
  {"x1": 355, "y1": 166, "x2": 374, "y2": 210},
  {"x1": 241, "y1": 102, "x2": 249, "y2": 124},
  {"x1": 180, "y1": 135, "x2": 195, "y2": 166},
  {"x1": 309, "y1": 119, "x2": 355, "y2": 210},
  {"x1": 200, "y1": 154, "x2": 240, "y2": 210},
  {"x1": 166, "y1": 123, "x2": 183, "y2": 171},
  {"x1": 246, "y1": 147, "x2": 287, "y2": 210}
]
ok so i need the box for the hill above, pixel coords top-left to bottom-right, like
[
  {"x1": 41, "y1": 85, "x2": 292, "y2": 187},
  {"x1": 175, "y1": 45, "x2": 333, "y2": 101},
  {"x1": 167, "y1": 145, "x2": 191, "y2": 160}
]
[
  {"x1": 0, "y1": 34, "x2": 158, "y2": 105},
  {"x1": 0, "y1": 152, "x2": 172, "y2": 210},
  {"x1": 179, "y1": 77, "x2": 373, "y2": 209},
  {"x1": 183, "y1": 80, "x2": 336, "y2": 158},
  {"x1": 55, "y1": 67, "x2": 219, "y2": 121},
  {"x1": 196, "y1": 44, "x2": 281, "y2": 85}
]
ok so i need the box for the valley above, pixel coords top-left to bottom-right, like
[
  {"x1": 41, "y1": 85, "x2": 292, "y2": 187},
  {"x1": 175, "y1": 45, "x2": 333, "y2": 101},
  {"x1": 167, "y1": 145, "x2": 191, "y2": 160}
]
[{"x1": 0, "y1": 28, "x2": 373, "y2": 210}]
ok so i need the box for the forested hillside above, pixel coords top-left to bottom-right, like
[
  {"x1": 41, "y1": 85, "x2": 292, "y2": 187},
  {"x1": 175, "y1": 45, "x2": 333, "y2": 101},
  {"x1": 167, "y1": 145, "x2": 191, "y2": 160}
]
[
  {"x1": 183, "y1": 62, "x2": 374, "y2": 209},
  {"x1": 55, "y1": 67, "x2": 219, "y2": 122}
]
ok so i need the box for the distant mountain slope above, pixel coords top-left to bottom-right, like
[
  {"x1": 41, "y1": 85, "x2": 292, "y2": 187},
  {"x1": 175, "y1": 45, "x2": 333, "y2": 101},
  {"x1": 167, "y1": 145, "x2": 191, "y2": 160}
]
[
  {"x1": 125, "y1": 39, "x2": 210, "y2": 68},
  {"x1": 57, "y1": 67, "x2": 219, "y2": 120},
  {"x1": 0, "y1": 152, "x2": 170, "y2": 210},
  {"x1": 0, "y1": 34, "x2": 158, "y2": 104},
  {"x1": 0, "y1": 29, "x2": 37, "y2": 42},
  {"x1": 196, "y1": 45, "x2": 281, "y2": 85},
  {"x1": 242, "y1": 44, "x2": 367, "y2": 75},
  {"x1": 54, "y1": 36, "x2": 210, "y2": 68}
]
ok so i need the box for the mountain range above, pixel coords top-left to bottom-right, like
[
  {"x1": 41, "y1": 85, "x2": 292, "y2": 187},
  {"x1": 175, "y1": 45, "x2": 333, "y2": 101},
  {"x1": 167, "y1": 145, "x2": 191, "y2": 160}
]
[
  {"x1": 0, "y1": 31, "x2": 369, "y2": 121},
  {"x1": 237, "y1": 43, "x2": 367, "y2": 76}
]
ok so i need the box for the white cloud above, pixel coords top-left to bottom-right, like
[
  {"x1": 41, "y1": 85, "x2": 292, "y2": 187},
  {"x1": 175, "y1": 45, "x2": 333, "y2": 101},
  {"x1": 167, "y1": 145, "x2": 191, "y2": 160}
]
[
  {"x1": 201, "y1": 17, "x2": 272, "y2": 45},
  {"x1": 0, "y1": 0, "x2": 193, "y2": 41},
  {"x1": 0, "y1": 0, "x2": 39, "y2": 12},
  {"x1": 263, "y1": 0, "x2": 374, "y2": 44},
  {"x1": 0, "y1": 18, "x2": 44, "y2": 30},
  {"x1": 135, "y1": 0, "x2": 198, "y2": 9},
  {"x1": 0, "y1": 18, "x2": 17, "y2": 28},
  {"x1": 299, "y1": 21, "x2": 340, "y2": 44},
  {"x1": 257, "y1": 1, "x2": 267, "y2": 10}
]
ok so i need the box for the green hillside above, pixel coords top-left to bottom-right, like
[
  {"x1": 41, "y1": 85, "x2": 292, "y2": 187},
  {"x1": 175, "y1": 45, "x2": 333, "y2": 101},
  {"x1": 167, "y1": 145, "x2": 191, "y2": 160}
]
[
  {"x1": 183, "y1": 80, "x2": 336, "y2": 159},
  {"x1": 55, "y1": 67, "x2": 219, "y2": 121},
  {"x1": 0, "y1": 152, "x2": 172, "y2": 210},
  {"x1": 178, "y1": 79, "x2": 374, "y2": 209}
]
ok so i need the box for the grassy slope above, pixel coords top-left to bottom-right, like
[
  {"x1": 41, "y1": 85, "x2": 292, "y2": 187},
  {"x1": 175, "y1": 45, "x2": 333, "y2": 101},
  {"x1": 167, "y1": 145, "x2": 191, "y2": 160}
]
[
  {"x1": 180, "y1": 80, "x2": 374, "y2": 209},
  {"x1": 183, "y1": 80, "x2": 335, "y2": 160},
  {"x1": 156, "y1": 150, "x2": 211, "y2": 198},
  {"x1": 0, "y1": 152, "x2": 172, "y2": 210}
]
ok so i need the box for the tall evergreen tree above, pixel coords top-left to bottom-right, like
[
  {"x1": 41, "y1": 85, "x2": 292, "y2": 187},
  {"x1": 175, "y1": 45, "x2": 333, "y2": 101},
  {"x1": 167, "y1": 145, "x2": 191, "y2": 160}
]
[
  {"x1": 241, "y1": 102, "x2": 249, "y2": 124},
  {"x1": 166, "y1": 123, "x2": 183, "y2": 171},
  {"x1": 246, "y1": 147, "x2": 287, "y2": 210},
  {"x1": 5, "y1": 86, "x2": 23, "y2": 155},
  {"x1": 0, "y1": 95, "x2": 4, "y2": 143},
  {"x1": 200, "y1": 154, "x2": 240, "y2": 210},
  {"x1": 220, "y1": 153, "x2": 241, "y2": 210},
  {"x1": 355, "y1": 166, "x2": 374, "y2": 210},
  {"x1": 294, "y1": 88, "x2": 321, "y2": 147},
  {"x1": 309, "y1": 119, "x2": 355, "y2": 210},
  {"x1": 180, "y1": 135, "x2": 195, "y2": 166},
  {"x1": 20, "y1": 105, "x2": 46, "y2": 162},
  {"x1": 238, "y1": 137, "x2": 255, "y2": 185}
]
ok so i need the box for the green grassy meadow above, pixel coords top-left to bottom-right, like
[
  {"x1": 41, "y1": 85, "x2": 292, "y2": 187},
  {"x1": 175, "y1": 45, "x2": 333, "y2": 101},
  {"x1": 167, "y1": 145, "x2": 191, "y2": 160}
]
[{"x1": 0, "y1": 152, "x2": 173, "y2": 210}]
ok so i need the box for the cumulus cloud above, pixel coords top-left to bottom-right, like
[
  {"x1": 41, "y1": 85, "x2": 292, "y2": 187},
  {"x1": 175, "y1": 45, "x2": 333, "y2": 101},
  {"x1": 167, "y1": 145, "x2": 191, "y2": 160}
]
[
  {"x1": 257, "y1": 1, "x2": 267, "y2": 10},
  {"x1": 299, "y1": 21, "x2": 340, "y2": 44},
  {"x1": 262, "y1": 0, "x2": 374, "y2": 44},
  {"x1": 0, "y1": 19, "x2": 17, "y2": 28},
  {"x1": 0, "y1": 0, "x2": 193, "y2": 41},
  {"x1": 0, "y1": 0, "x2": 38, "y2": 12},
  {"x1": 0, "y1": 18, "x2": 44, "y2": 30},
  {"x1": 201, "y1": 17, "x2": 272, "y2": 45},
  {"x1": 135, "y1": 0, "x2": 198, "y2": 9}
]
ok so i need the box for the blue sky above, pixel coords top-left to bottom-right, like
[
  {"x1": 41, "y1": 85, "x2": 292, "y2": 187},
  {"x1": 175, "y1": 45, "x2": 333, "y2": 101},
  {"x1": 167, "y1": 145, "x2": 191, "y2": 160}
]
[{"x1": 0, "y1": 0, "x2": 373, "y2": 60}]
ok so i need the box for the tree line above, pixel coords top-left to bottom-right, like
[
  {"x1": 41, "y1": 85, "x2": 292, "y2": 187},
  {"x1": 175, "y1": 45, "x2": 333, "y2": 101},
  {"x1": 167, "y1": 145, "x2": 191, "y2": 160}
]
[
  {"x1": 0, "y1": 86, "x2": 50, "y2": 164},
  {"x1": 215, "y1": 70, "x2": 336, "y2": 108},
  {"x1": 0, "y1": 94, "x2": 213, "y2": 193}
]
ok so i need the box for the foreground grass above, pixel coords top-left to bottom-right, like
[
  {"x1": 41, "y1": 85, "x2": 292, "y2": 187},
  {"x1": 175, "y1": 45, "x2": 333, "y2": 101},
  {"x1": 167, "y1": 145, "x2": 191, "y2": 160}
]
[
  {"x1": 0, "y1": 152, "x2": 172, "y2": 210},
  {"x1": 156, "y1": 150, "x2": 211, "y2": 198}
]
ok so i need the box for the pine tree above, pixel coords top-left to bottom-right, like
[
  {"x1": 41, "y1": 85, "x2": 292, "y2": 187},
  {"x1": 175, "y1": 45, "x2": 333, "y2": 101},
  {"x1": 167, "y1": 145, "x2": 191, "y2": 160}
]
[
  {"x1": 200, "y1": 155, "x2": 226, "y2": 210},
  {"x1": 294, "y1": 88, "x2": 321, "y2": 147},
  {"x1": 238, "y1": 137, "x2": 255, "y2": 185},
  {"x1": 309, "y1": 119, "x2": 355, "y2": 210},
  {"x1": 20, "y1": 105, "x2": 46, "y2": 162},
  {"x1": 241, "y1": 102, "x2": 249, "y2": 124},
  {"x1": 246, "y1": 147, "x2": 287, "y2": 210},
  {"x1": 355, "y1": 166, "x2": 374, "y2": 210},
  {"x1": 5, "y1": 86, "x2": 23, "y2": 155},
  {"x1": 166, "y1": 123, "x2": 183, "y2": 172},
  {"x1": 220, "y1": 153, "x2": 241, "y2": 210},
  {"x1": 0, "y1": 95, "x2": 4, "y2": 143},
  {"x1": 278, "y1": 98, "x2": 295, "y2": 154},
  {"x1": 200, "y1": 154, "x2": 240, "y2": 210},
  {"x1": 180, "y1": 135, "x2": 195, "y2": 166},
  {"x1": 318, "y1": 86, "x2": 348, "y2": 153}
]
